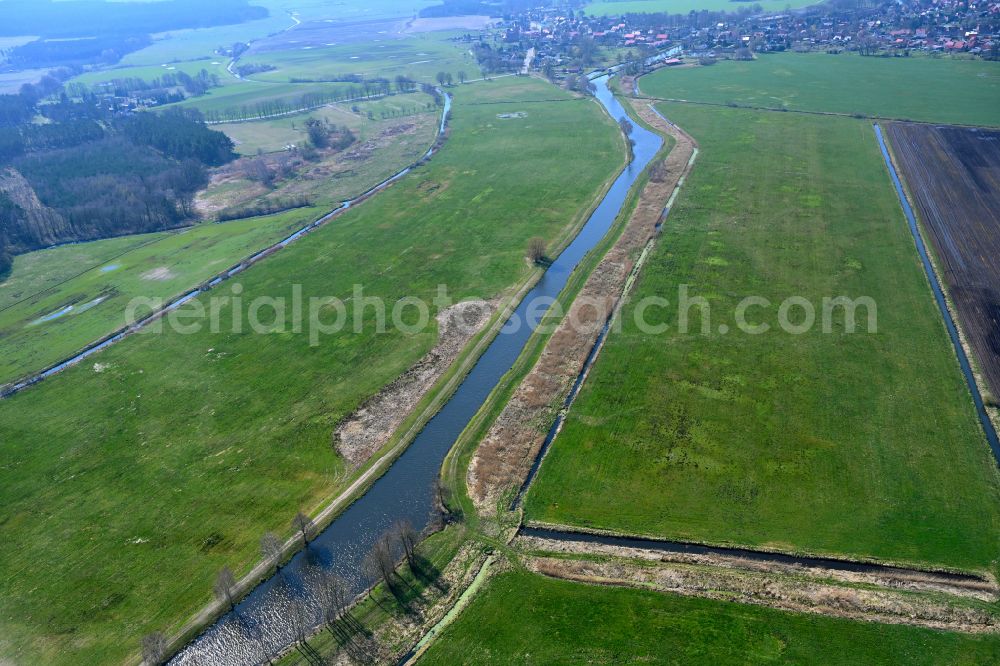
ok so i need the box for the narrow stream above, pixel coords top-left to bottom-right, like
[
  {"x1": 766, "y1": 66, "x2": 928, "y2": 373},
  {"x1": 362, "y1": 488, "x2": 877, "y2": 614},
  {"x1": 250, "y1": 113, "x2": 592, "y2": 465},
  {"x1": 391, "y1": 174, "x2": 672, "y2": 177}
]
[
  {"x1": 874, "y1": 124, "x2": 1000, "y2": 462},
  {"x1": 172, "y1": 75, "x2": 663, "y2": 665}
]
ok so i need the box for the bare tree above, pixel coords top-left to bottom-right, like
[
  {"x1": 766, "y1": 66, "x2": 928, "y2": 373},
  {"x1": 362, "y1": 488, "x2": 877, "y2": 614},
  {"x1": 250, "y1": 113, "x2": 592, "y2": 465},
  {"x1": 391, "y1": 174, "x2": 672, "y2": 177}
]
[
  {"x1": 528, "y1": 237, "x2": 548, "y2": 265},
  {"x1": 260, "y1": 531, "x2": 283, "y2": 567},
  {"x1": 292, "y1": 511, "x2": 315, "y2": 545},
  {"x1": 650, "y1": 160, "x2": 670, "y2": 183},
  {"x1": 394, "y1": 520, "x2": 419, "y2": 567},
  {"x1": 213, "y1": 566, "x2": 237, "y2": 611},
  {"x1": 141, "y1": 631, "x2": 168, "y2": 665}
]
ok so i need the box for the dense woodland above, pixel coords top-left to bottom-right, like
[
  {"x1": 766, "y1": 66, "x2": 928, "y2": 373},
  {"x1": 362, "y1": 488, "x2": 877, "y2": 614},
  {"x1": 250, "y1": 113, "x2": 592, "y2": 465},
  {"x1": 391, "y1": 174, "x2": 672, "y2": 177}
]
[{"x1": 0, "y1": 91, "x2": 235, "y2": 278}]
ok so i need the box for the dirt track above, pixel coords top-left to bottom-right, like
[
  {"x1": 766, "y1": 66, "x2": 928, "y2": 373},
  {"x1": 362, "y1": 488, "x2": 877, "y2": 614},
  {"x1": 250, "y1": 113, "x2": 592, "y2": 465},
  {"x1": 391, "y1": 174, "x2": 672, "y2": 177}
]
[
  {"x1": 885, "y1": 123, "x2": 1000, "y2": 401},
  {"x1": 467, "y1": 86, "x2": 698, "y2": 513}
]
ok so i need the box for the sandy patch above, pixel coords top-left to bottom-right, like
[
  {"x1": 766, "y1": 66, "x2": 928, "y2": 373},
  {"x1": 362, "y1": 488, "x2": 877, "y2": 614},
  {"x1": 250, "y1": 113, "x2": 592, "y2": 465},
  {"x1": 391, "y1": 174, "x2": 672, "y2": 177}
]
[
  {"x1": 141, "y1": 267, "x2": 176, "y2": 281},
  {"x1": 334, "y1": 299, "x2": 495, "y2": 468}
]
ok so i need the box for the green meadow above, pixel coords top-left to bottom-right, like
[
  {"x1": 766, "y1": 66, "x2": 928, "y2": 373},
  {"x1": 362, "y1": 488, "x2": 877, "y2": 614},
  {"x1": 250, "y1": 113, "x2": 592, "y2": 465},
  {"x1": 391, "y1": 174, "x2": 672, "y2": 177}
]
[
  {"x1": 584, "y1": 0, "x2": 818, "y2": 15},
  {"x1": 241, "y1": 33, "x2": 476, "y2": 85},
  {"x1": 0, "y1": 77, "x2": 624, "y2": 665},
  {"x1": 640, "y1": 52, "x2": 1000, "y2": 126},
  {"x1": 171, "y1": 79, "x2": 355, "y2": 117},
  {"x1": 0, "y1": 208, "x2": 319, "y2": 386},
  {"x1": 525, "y1": 104, "x2": 1000, "y2": 572},
  {"x1": 422, "y1": 571, "x2": 1000, "y2": 665}
]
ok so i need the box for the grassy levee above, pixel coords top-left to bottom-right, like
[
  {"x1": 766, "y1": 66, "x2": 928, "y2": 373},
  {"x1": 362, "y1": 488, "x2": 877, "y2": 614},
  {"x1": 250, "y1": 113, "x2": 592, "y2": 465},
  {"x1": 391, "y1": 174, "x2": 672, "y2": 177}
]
[
  {"x1": 0, "y1": 77, "x2": 624, "y2": 665},
  {"x1": 420, "y1": 570, "x2": 1000, "y2": 665},
  {"x1": 525, "y1": 104, "x2": 1000, "y2": 573},
  {"x1": 639, "y1": 52, "x2": 1000, "y2": 127},
  {"x1": 0, "y1": 208, "x2": 320, "y2": 385}
]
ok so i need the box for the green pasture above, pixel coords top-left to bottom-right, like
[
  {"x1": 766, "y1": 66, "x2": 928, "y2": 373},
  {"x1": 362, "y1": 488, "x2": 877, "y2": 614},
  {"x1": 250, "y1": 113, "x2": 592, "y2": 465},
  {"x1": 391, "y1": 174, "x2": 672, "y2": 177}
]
[
  {"x1": 525, "y1": 104, "x2": 1000, "y2": 573},
  {"x1": 71, "y1": 59, "x2": 230, "y2": 89},
  {"x1": 0, "y1": 209, "x2": 320, "y2": 385},
  {"x1": 170, "y1": 79, "x2": 355, "y2": 117},
  {"x1": 215, "y1": 91, "x2": 434, "y2": 155}
]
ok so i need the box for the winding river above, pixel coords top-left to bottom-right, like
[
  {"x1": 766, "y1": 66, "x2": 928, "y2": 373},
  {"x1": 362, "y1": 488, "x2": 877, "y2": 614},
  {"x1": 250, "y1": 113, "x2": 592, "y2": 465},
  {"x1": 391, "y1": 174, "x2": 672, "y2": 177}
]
[{"x1": 172, "y1": 75, "x2": 663, "y2": 665}]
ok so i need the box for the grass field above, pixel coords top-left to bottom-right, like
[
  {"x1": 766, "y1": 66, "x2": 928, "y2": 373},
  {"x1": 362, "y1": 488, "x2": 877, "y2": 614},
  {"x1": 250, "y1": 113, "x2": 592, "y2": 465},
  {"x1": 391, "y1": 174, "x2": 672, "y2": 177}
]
[
  {"x1": 525, "y1": 104, "x2": 1000, "y2": 572},
  {"x1": 214, "y1": 92, "x2": 433, "y2": 155},
  {"x1": 0, "y1": 77, "x2": 624, "y2": 665},
  {"x1": 584, "y1": 0, "x2": 818, "y2": 15},
  {"x1": 120, "y1": 13, "x2": 295, "y2": 67},
  {"x1": 640, "y1": 52, "x2": 1000, "y2": 127},
  {"x1": 241, "y1": 33, "x2": 476, "y2": 85},
  {"x1": 886, "y1": 123, "x2": 1000, "y2": 400},
  {"x1": 421, "y1": 571, "x2": 1000, "y2": 664},
  {"x1": 0, "y1": 209, "x2": 320, "y2": 386}
]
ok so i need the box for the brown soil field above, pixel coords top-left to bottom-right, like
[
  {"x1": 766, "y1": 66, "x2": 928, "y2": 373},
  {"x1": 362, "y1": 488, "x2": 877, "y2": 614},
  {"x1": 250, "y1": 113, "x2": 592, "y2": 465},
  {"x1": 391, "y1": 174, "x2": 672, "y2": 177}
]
[
  {"x1": 886, "y1": 123, "x2": 1000, "y2": 400},
  {"x1": 467, "y1": 93, "x2": 697, "y2": 513}
]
